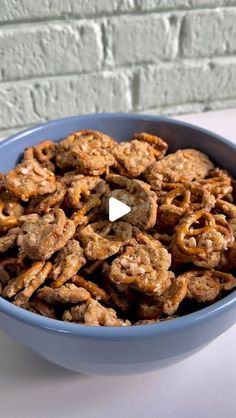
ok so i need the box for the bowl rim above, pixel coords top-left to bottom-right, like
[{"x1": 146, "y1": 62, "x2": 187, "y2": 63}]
[{"x1": 0, "y1": 112, "x2": 235, "y2": 339}]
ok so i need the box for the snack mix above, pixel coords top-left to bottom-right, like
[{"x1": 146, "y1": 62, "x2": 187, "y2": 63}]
[{"x1": 0, "y1": 130, "x2": 236, "y2": 326}]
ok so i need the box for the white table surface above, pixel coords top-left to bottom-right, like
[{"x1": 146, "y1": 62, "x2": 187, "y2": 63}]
[{"x1": 0, "y1": 108, "x2": 236, "y2": 418}]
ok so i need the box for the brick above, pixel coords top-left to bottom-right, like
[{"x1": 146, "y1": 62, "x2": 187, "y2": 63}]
[
  {"x1": 0, "y1": 22, "x2": 102, "y2": 81},
  {"x1": 181, "y1": 9, "x2": 236, "y2": 57},
  {"x1": 0, "y1": 83, "x2": 39, "y2": 129},
  {"x1": 135, "y1": 0, "x2": 236, "y2": 11},
  {"x1": 137, "y1": 59, "x2": 236, "y2": 109},
  {"x1": 109, "y1": 14, "x2": 180, "y2": 66},
  {"x1": 0, "y1": 0, "x2": 134, "y2": 22},
  {"x1": 70, "y1": 0, "x2": 134, "y2": 16},
  {"x1": 0, "y1": 72, "x2": 131, "y2": 129},
  {"x1": 1, "y1": 0, "x2": 235, "y2": 23}
]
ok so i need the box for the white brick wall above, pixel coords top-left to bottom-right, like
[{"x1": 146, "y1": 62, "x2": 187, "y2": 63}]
[{"x1": 0, "y1": 0, "x2": 236, "y2": 138}]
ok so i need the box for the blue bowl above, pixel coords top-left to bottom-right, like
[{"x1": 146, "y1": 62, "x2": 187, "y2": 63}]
[{"x1": 0, "y1": 113, "x2": 235, "y2": 375}]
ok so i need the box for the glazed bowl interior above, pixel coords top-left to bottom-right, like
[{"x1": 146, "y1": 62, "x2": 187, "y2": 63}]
[{"x1": 0, "y1": 113, "x2": 235, "y2": 374}]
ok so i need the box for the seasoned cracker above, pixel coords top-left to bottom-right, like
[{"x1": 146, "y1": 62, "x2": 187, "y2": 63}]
[
  {"x1": 56, "y1": 130, "x2": 115, "y2": 175},
  {"x1": 171, "y1": 210, "x2": 234, "y2": 268},
  {"x1": 38, "y1": 283, "x2": 91, "y2": 304},
  {"x1": 67, "y1": 175, "x2": 107, "y2": 209},
  {"x1": 112, "y1": 139, "x2": 157, "y2": 177},
  {"x1": 63, "y1": 298, "x2": 130, "y2": 326},
  {"x1": 27, "y1": 180, "x2": 66, "y2": 213},
  {"x1": 0, "y1": 227, "x2": 20, "y2": 253},
  {"x1": 51, "y1": 239, "x2": 86, "y2": 288},
  {"x1": 144, "y1": 149, "x2": 214, "y2": 190},
  {"x1": 105, "y1": 174, "x2": 157, "y2": 229},
  {"x1": 78, "y1": 220, "x2": 133, "y2": 260},
  {"x1": 14, "y1": 262, "x2": 52, "y2": 307},
  {"x1": 17, "y1": 208, "x2": 75, "y2": 260},
  {"x1": 5, "y1": 160, "x2": 56, "y2": 201},
  {"x1": 110, "y1": 232, "x2": 172, "y2": 295}
]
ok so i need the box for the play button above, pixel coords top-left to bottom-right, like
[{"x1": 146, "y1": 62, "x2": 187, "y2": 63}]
[{"x1": 109, "y1": 197, "x2": 131, "y2": 222}]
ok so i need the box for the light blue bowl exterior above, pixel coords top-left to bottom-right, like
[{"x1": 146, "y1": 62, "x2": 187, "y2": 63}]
[{"x1": 0, "y1": 113, "x2": 235, "y2": 375}]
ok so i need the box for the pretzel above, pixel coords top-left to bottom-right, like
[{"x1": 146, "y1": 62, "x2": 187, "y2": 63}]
[
  {"x1": 1, "y1": 129, "x2": 236, "y2": 326},
  {"x1": 27, "y1": 180, "x2": 66, "y2": 213},
  {"x1": 0, "y1": 227, "x2": 20, "y2": 253},
  {"x1": 30, "y1": 296, "x2": 56, "y2": 319},
  {"x1": 71, "y1": 275, "x2": 110, "y2": 304},
  {"x1": 51, "y1": 240, "x2": 86, "y2": 288},
  {"x1": 103, "y1": 279, "x2": 131, "y2": 312},
  {"x1": 72, "y1": 195, "x2": 101, "y2": 228},
  {"x1": 78, "y1": 220, "x2": 133, "y2": 260},
  {"x1": 136, "y1": 276, "x2": 186, "y2": 318},
  {"x1": 0, "y1": 201, "x2": 24, "y2": 229},
  {"x1": 144, "y1": 149, "x2": 214, "y2": 190},
  {"x1": 62, "y1": 298, "x2": 131, "y2": 326},
  {"x1": 158, "y1": 276, "x2": 187, "y2": 315},
  {"x1": 83, "y1": 260, "x2": 104, "y2": 275},
  {"x1": 37, "y1": 283, "x2": 91, "y2": 304},
  {"x1": 56, "y1": 130, "x2": 115, "y2": 175},
  {"x1": 215, "y1": 199, "x2": 236, "y2": 219},
  {"x1": 60, "y1": 170, "x2": 81, "y2": 185},
  {"x1": 24, "y1": 141, "x2": 57, "y2": 172},
  {"x1": 153, "y1": 232, "x2": 173, "y2": 249},
  {"x1": 17, "y1": 208, "x2": 75, "y2": 260},
  {"x1": 137, "y1": 302, "x2": 163, "y2": 320},
  {"x1": 112, "y1": 139, "x2": 157, "y2": 178},
  {"x1": 5, "y1": 160, "x2": 56, "y2": 201},
  {"x1": 34, "y1": 140, "x2": 57, "y2": 162},
  {"x1": 3, "y1": 261, "x2": 46, "y2": 298},
  {"x1": 180, "y1": 269, "x2": 236, "y2": 303},
  {"x1": 132, "y1": 132, "x2": 168, "y2": 156},
  {"x1": 105, "y1": 174, "x2": 157, "y2": 230},
  {"x1": 198, "y1": 168, "x2": 233, "y2": 198},
  {"x1": 67, "y1": 175, "x2": 107, "y2": 209},
  {"x1": 190, "y1": 183, "x2": 216, "y2": 211},
  {"x1": 171, "y1": 210, "x2": 234, "y2": 268},
  {"x1": 0, "y1": 173, "x2": 5, "y2": 190},
  {"x1": 227, "y1": 243, "x2": 236, "y2": 269},
  {"x1": 157, "y1": 186, "x2": 191, "y2": 227},
  {"x1": 14, "y1": 262, "x2": 52, "y2": 307},
  {"x1": 23, "y1": 147, "x2": 34, "y2": 160},
  {"x1": 175, "y1": 211, "x2": 216, "y2": 256},
  {"x1": 0, "y1": 257, "x2": 23, "y2": 285},
  {"x1": 109, "y1": 233, "x2": 172, "y2": 295}
]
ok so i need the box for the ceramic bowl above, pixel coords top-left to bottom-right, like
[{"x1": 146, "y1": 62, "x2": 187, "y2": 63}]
[{"x1": 0, "y1": 113, "x2": 235, "y2": 375}]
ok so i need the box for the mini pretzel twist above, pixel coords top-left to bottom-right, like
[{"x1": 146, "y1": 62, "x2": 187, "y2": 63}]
[
  {"x1": 71, "y1": 275, "x2": 110, "y2": 304},
  {"x1": 163, "y1": 186, "x2": 191, "y2": 208},
  {"x1": 34, "y1": 141, "x2": 57, "y2": 162},
  {"x1": 3, "y1": 261, "x2": 52, "y2": 305},
  {"x1": 72, "y1": 195, "x2": 101, "y2": 227},
  {"x1": 157, "y1": 186, "x2": 191, "y2": 227},
  {"x1": 198, "y1": 168, "x2": 233, "y2": 198},
  {"x1": 176, "y1": 210, "x2": 216, "y2": 256},
  {"x1": 24, "y1": 140, "x2": 56, "y2": 163},
  {"x1": 0, "y1": 201, "x2": 24, "y2": 229},
  {"x1": 51, "y1": 239, "x2": 86, "y2": 289},
  {"x1": 181, "y1": 269, "x2": 236, "y2": 302},
  {"x1": 27, "y1": 181, "x2": 66, "y2": 214},
  {"x1": 0, "y1": 257, "x2": 22, "y2": 285}
]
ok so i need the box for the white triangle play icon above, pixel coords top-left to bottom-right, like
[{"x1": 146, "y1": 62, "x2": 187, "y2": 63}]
[{"x1": 109, "y1": 197, "x2": 131, "y2": 222}]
